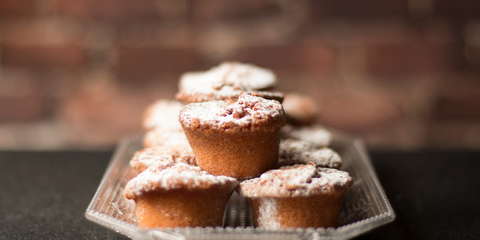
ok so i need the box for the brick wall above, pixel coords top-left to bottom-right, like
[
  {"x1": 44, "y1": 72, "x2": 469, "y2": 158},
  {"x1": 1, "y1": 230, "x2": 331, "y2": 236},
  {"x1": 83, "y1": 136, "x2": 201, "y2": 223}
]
[{"x1": 1, "y1": 0, "x2": 479, "y2": 149}]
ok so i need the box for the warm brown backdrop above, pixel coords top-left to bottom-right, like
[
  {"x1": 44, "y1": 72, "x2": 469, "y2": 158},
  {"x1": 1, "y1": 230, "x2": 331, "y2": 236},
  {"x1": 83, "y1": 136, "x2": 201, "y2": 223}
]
[{"x1": 1, "y1": 0, "x2": 480, "y2": 150}]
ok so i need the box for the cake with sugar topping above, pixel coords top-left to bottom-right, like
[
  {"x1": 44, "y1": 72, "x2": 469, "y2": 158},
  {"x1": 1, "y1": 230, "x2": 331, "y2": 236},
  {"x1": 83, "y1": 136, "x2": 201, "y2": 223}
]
[
  {"x1": 282, "y1": 93, "x2": 318, "y2": 126},
  {"x1": 141, "y1": 99, "x2": 184, "y2": 131},
  {"x1": 176, "y1": 62, "x2": 283, "y2": 104},
  {"x1": 279, "y1": 139, "x2": 342, "y2": 169},
  {"x1": 125, "y1": 163, "x2": 238, "y2": 228},
  {"x1": 143, "y1": 128, "x2": 191, "y2": 149},
  {"x1": 129, "y1": 146, "x2": 196, "y2": 173},
  {"x1": 281, "y1": 124, "x2": 332, "y2": 148},
  {"x1": 238, "y1": 162, "x2": 352, "y2": 229},
  {"x1": 179, "y1": 92, "x2": 286, "y2": 179}
]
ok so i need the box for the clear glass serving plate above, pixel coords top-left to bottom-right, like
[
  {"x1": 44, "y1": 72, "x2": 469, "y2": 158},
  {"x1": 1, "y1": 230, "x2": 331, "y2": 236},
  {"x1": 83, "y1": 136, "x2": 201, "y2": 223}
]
[{"x1": 86, "y1": 130, "x2": 395, "y2": 240}]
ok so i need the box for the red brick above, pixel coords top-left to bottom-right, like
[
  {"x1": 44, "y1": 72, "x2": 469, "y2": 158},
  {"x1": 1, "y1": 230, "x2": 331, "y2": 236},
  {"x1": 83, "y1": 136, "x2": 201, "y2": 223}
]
[
  {"x1": 117, "y1": 47, "x2": 200, "y2": 76},
  {"x1": 0, "y1": 95, "x2": 50, "y2": 122},
  {"x1": 466, "y1": 47, "x2": 480, "y2": 69},
  {"x1": 58, "y1": 82, "x2": 158, "y2": 133},
  {"x1": 0, "y1": 0, "x2": 34, "y2": 18},
  {"x1": 434, "y1": 0, "x2": 480, "y2": 19},
  {"x1": 57, "y1": 0, "x2": 159, "y2": 21},
  {"x1": 433, "y1": 96, "x2": 480, "y2": 121},
  {"x1": 427, "y1": 122, "x2": 480, "y2": 149},
  {"x1": 233, "y1": 44, "x2": 336, "y2": 73},
  {"x1": 311, "y1": 0, "x2": 408, "y2": 18},
  {"x1": 1, "y1": 20, "x2": 84, "y2": 47},
  {"x1": 366, "y1": 43, "x2": 462, "y2": 75},
  {"x1": 1, "y1": 44, "x2": 87, "y2": 70},
  {"x1": 191, "y1": 0, "x2": 279, "y2": 21},
  {"x1": 316, "y1": 94, "x2": 403, "y2": 132}
]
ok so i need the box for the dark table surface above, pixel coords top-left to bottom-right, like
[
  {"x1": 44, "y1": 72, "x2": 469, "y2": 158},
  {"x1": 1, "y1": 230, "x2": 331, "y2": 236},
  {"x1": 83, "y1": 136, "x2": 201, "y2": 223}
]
[{"x1": 0, "y1": 150, "x2": 479, "y2": 239}]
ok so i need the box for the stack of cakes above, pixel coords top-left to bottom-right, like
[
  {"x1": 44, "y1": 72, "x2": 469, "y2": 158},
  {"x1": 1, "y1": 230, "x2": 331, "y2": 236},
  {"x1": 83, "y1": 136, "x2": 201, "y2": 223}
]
[{"x1": 124, "y1": 62, "x2": 353, "y2": 230}]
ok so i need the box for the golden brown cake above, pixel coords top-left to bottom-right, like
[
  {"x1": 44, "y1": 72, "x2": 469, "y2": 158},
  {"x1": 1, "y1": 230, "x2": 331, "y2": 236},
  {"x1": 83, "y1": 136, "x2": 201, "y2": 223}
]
[
  {"x1": 179, "y1": 92, "x2": 286, "y2": 179},
  {"x1": 130, "y1": 146, "x2": 196, "y2": 173},
  {"x1": 280, "y1": 124, "x2": 332, "y2": 148},
  {"x1": 124, "y1": 163, "x2": 238, "y2": 228},
  {"x1": 238, "y1": 162, "x2": 353, "y2": 229},
  {"x1": 143, "y1": 128, "x2": 191, "y2": 149},
  {"x1": 141, "y1": 99, "x2": 184, "y2": 131},
  {"x1": 175, "y1": 62, "x2": 284, "y2": 104},
  {"x1": 282, "y1": 93, "x2": 318, "y2": 126},
  {"x1": 279, "y1": 139, "x2": 342, "y2": 169}
]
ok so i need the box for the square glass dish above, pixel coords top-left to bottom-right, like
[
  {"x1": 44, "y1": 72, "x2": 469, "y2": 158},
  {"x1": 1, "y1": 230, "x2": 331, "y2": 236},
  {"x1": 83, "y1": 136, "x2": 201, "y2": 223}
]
[{"x1": 86, "y1": 131, "x2": 395, "y2": 240}]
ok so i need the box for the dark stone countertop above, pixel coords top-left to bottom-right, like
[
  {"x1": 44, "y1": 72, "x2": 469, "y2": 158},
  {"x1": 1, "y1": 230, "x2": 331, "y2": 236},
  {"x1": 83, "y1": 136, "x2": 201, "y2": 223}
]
[{"x1": 0, "y1": 150, "x2": 479, "y2": 239}]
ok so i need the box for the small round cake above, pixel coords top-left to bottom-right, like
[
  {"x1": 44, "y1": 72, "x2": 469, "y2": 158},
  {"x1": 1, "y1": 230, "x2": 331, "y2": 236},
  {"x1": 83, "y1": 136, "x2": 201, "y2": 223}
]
[
  {"x1": 237, "y1": 162, "x2": 353, "y2": 229},
  {"x1": 282, "y1": 93, "x2": 318, "y2": 126},
  {"x1": 130, "y1": 146, "x2": 196, "y2": 173},
  {"x1": 179, "y1": 92, "x2": 286, "y2": 179},
  {"x1": 279, "y1": 139, "x2": 342, "y2": 169},
  {"x1": 176, "y1": 62, "x2": 284, "y2": 104},
  {"x1": 143, "y1": 128, "x2": 191, "y2": 149},
  {"x1": 280, "y1": 124, "x2": 332, "y2": 148},
  {"x1": 142, "y1": 99, "x2": 184, "y2": 131},
  {"x1": 124, "y1": 163, "x2": 238, "y2": 228}
]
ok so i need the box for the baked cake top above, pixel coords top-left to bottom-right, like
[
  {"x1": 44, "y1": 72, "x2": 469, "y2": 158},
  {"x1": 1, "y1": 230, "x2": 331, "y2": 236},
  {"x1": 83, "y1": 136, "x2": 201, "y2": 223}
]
[
  {"x1": 176, "y1": 62, "x2": 283, "y2": 103},
  {"x1": 179, "y1": 62, "x2": 276, "y2": 93},
  {"x1": 179, "y1": 92, "x2": 286, "y2": 133},
  {"x1": 282, "y1": 93, "x2": 318, "y2": 126},
  {"x1": 142, "y1": 100, "x2": 184, "y2": 131},
  {"x1": 125, "y1": 163, "x2": 238, "y2": 199},
  {"x1": 279, "y1": 139, "x2": 342, "y2": 169},
  {"x1": 281, "y1": 124, "x2": 332, "y2": 148},
  {"x1": 130, "y1": 146, "x2": 196, "y2": 173},
  {"x1": 143, "y1": 128, "x2": 192, "y2": 149},
  {"x1": 238, "y1": 162, "x2": 352, "y2": 198}
]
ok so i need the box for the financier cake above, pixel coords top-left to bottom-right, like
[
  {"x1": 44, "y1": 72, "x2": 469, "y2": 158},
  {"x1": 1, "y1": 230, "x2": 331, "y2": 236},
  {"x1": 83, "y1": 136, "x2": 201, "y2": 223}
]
[
  {"x1": 124, "y1": 163, "x2": 238, "y2": 228},
  {"x1": 179, "y1": 92, "x2": 286, "y2": 179},
  {"x1": 129, "y1": 146, "x2": 196, "y2": 173},
  {"x1": 237, "y1": 162, "x2": 353, "y2": 229},
  {"x1": 176, "y1": 62, "x2": 283, "y2": 104},
  {"x1": 141, "y1": 99, "x2": 184, "y2": 131},
  {"x1": 280, "y1": 124, "x2": 332, "y2": 148},
  {"x1": 282, "y1": 93, "x2": 318, "y2": 126},
  {"x1": 279, "y1": 139, "x2": 342, "y2": 169}
]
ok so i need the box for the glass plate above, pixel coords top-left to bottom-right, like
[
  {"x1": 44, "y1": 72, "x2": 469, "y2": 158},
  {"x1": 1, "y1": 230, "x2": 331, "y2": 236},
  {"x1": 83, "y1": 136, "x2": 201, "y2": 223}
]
[{"x1": 86, "y1": 130, "x2": 395, "y2": 240}]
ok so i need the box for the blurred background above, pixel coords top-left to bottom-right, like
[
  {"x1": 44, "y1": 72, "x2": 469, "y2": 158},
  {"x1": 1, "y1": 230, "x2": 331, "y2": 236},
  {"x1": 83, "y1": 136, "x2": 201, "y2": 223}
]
[{"x1": 0, "y1": 0, "x2": 479, "y2": 150}]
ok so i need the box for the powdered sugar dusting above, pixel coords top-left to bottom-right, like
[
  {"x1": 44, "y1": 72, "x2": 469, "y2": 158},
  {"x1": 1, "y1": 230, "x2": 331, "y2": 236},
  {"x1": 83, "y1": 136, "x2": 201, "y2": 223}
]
[
  {"x1": 130, "y1": 146, "x2": 196, "y2": 172},
  {"x1": 143, "y1": 129, "x2": 191, "y2": 148},
  {"x1": 256, "y1": 198, "x2": 280, "y2": 228},
  {"x1": 180, "y1": 92, "x2": 285, "y2": 132},
  {"x1": 125, "y1": 163, "x2": 238, "y2": 199},
  {"x1": 281, "y1": 125, "x2": 332, "y2": 148},
  {"x1": 142, "y1": 100, "x2": 184, "y2": 130},
  {"x1": 178, "y1": 62, "x2": 277, "y2": 93},
  {"x1": 238, "y1": 163, "x2": 352, "y2": 198},
  {"x1": 279, "y1": 139, "x2": 341, "y2": 169}
]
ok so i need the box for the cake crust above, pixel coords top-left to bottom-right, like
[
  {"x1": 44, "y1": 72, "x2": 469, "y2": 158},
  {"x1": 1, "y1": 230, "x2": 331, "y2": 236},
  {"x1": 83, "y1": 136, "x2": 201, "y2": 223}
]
[
  {"x1": 279, "y1": 139, "x2": 342, "y2": 169},
  {"x1": 130, "y1": 146, "x2": 196, "y2": 173},
  {"x1": 176, "y1": 62, "x2": 283, "y2": 104},
  {"x1": 238, "y1": 163, "x2": 353, "y2": 229},
  {"x1": 179, "y1": 92, "x2": 286, "y2": 133}
]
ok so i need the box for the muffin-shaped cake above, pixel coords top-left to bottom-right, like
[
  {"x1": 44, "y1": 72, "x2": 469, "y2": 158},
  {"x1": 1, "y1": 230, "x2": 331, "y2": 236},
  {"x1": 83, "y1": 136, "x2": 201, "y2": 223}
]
[
  {"x1": 279, "y1": 139, "x2": 342, "y2": 169},
  {"x1": 142, "y1": 99, "x2": 184, "y2": 131},
  {"x1": 179, "y1": 92, "x2": 286, "y2": 179},
  {"x1": 125, "y1": 163, "x2": 238, "y2": 228},
  {"x1": 238, "y1": 162, "x2": 353, "y2": 229},
  {"x1": 176, "y1": 62, "x2": 283, "y2": 104},
  {"x1": 281, "y1": 124, "x2": 332, "y2": 148},
  {"x1": 130, "y1": 146, "x2": 196, "y2": 173},
  {"x1": 282, "y1": 93, "x2": 318, "y2": 126},
  {"x1": 143, "y1": 128, "x2": 191, "y2": 149}
]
